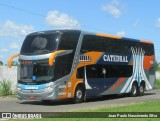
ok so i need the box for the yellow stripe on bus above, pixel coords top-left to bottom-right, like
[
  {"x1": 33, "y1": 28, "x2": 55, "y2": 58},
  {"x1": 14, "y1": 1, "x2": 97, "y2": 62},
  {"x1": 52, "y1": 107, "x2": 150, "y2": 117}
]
[
  {"x1": 49, "y1": 50, "x2": 66, "y2": 66},
  {"x1": 8, "y1": 53, "x2": 20, "y2": 68},
  {"x1": 96, "y1": 33, "x2": 121, "y2": 39}
]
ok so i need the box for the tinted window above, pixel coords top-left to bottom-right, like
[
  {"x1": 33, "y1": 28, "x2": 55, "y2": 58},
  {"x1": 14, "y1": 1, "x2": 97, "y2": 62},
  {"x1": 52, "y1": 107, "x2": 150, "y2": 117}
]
[
  {"x1": 21, "y1": 33, "x2": 60, "y2": 55},
  {"x1": 77, "y1": 64, "x2": 133, "y2": 78},
  {"x1": 81, "y1": 35, "x2": 104, "y2": 53},
  {"x1": 18, "y1": 59, "x2": 54, "y2": 85},
  {"x1": 80, "y1": 35, "x2": 154, "y2": 56},
  {"x1": 54, "y1": 54, "x2": 73, "y2": 80},
  {"x1": 112, "y1": 39, "x2": 154, "y2": 55},
  {"x1": 58, "y1": 31, "x2": 80, "y2": 50},
  {"x1": 54, "y1": 31, "x2": 80, "y2": 79}
]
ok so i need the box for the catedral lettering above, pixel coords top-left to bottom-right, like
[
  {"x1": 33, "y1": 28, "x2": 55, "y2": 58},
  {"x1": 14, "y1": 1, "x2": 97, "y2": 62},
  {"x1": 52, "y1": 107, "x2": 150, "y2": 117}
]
[
  {"x1": 103, "y1": 54, "x2": 128, "y2": 62},
  {"x1": 8, "y1": 30, "x2": 155, "y2": 103}
]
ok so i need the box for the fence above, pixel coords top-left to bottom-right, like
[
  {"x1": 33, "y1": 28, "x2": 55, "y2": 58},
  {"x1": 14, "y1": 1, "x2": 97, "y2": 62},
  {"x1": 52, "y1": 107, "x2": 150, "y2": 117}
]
[
  {"x1": 0, "y1": 66, "x2": 17, "y2": 92},
  {"x1": 156, "y1": 72, "x2": 160, "y2": 79}
]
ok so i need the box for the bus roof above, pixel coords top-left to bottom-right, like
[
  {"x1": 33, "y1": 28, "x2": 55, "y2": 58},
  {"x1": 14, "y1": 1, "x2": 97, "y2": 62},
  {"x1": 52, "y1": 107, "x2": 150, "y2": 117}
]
[
  {"x1": 96, "y1": 33, "x2": 153, "y2": 44},
  {"x1": 29, "y1": 30, "x2": 81, "y2": 35},
  {"x1": 28, "y1": 30, "x2": 153, "y2": 45}
]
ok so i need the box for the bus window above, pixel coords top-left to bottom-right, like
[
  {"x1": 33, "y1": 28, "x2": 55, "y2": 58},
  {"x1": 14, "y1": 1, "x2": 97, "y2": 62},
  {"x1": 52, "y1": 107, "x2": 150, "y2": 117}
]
[
  {"x1": 54, "y1": 31, "x2": 80, "y2": 80},
  {"x1": 77, "y1": 65, "x2": 133, "y2": 79},
  {"x1": 58, "y1": 31, "x2": 80, "y2": 51},
  {"x1": 80, "y1": 35, "x2": 104, "y2": 53},
  {"x1": 20, "y1": 33, "x2": 60, "y2": 55}
]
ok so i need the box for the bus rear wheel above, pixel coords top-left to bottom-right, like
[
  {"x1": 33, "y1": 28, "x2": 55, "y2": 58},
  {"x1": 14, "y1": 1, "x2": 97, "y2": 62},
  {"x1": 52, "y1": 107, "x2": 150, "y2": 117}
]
[
  {"x1": 138, "y1": 83, "x2": 145, "y2": 96},
  {"x1": 73, "y1": 86, "x2": 85, "y2": 103},
  {"x1": 130, "y1": 83, "x2": 138, "y2": 97}
]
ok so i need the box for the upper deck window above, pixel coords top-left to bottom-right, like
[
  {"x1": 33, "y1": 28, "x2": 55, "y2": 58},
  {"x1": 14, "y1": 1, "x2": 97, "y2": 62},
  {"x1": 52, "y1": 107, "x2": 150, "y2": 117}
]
[{"x1": 20, "y1": 33, "x2": 60, "y2": 55}]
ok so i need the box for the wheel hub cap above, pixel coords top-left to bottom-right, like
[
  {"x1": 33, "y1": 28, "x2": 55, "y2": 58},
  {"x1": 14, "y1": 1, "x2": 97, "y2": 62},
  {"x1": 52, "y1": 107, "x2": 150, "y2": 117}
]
[{"x1": 76, "y1": 90, "x2": 82, "y2": 99}]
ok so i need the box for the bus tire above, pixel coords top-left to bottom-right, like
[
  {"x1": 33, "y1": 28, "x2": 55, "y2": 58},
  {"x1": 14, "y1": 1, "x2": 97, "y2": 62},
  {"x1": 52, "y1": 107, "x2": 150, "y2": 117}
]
[
  {"x1": 138, "y1": 83, "x2": 145, "y2": 96},
  {"x1": 130, "y1": 83, "x2": 138, "y2": 97},
  {"x1": 73, "y1": 85, "x2": 85, "y2": 103}
]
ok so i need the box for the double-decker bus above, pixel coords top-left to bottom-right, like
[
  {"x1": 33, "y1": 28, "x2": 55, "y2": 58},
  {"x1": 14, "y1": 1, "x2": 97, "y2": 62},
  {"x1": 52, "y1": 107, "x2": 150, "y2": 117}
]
[{"x1": 8, "y1": 30, "x2": 155, "y2": 103}]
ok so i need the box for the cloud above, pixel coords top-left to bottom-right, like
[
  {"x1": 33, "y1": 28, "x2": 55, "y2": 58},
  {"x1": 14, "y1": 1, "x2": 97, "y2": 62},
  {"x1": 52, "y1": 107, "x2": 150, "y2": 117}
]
[
  {"x1": 0, "y1": 55, "x2": 4, "y2": 59},
  {"x1": 156, "y1": 18, "x2": 160, "y2": 28},
  {"x1": 102, "y1": 5, "x2": 121, "y2": 18},
  {"x1": 9, "y1": 43, "x2": 19, "y2": 49},
  {"x1": 0, "y1": 20, "x2": 34, "y2": 37},
  {"x1": 0, "y1": 48, "x2": 9, "y2": 52},
  {"x1": 133, "y1": 20, "x2": 139, "y2": 27},
  {"x1": 46, "y1": 10, "x2": 80, "y2": 29},
  {"x1": 101, "y1": 0, "x2": 123, "y2": 18},
  {"x1": 117, "y1": 31, "x2": 126, "y2": 36}
]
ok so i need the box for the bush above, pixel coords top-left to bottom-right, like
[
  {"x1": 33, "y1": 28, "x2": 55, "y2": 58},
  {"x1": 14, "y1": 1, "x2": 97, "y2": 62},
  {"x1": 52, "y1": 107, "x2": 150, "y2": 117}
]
[
  {"x1": 155, "y1": 79, "x2": 160, "y2": 89},
  {"x1": 0, "y1": 79, "x2": 12, "y2": 96}
]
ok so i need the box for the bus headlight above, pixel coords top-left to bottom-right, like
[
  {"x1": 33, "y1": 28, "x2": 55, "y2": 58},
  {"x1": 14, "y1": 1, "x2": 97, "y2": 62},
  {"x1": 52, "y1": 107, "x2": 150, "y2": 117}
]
[{"x1": 45, "y1": 82, "x2": 54, "y2": 91}]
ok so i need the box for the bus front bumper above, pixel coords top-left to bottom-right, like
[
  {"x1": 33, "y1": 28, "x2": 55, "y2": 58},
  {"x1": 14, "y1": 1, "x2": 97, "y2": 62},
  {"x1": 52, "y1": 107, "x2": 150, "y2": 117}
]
[{"x1": 17, "y1": 88, "x2": 57, "y2": 101}]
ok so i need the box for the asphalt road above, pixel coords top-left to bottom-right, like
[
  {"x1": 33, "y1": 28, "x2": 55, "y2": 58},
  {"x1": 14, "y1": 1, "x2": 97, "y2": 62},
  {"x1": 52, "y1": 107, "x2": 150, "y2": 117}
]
[{"x1": 0, "y1": 90, "x2": 160, "y2": 112}]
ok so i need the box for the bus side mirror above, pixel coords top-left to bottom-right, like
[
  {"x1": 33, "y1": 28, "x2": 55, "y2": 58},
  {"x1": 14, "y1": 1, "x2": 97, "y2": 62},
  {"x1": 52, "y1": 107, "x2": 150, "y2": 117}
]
[
  {"x1": 49, "y1": 50, "x2": 66, "y2": 66},
  {"x1": 8, "y1": 54, "x2": 20, "y2": 68}
]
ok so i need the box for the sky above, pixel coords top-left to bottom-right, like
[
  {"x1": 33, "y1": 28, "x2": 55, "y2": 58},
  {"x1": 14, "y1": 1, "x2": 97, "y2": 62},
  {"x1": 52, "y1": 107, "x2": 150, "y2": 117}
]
[{"x1": 0, "y1": 0, "x2": 160, "y2": 64}]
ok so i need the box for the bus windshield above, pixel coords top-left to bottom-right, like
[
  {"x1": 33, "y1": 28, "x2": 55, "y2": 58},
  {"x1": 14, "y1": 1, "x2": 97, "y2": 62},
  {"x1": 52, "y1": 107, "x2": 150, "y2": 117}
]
[
  {"x1": 20, "y1": 33, "x2": 60, "y2": 55},
  {"x1": 18, "y1": 60, "x2": 54, "y2": 84}
]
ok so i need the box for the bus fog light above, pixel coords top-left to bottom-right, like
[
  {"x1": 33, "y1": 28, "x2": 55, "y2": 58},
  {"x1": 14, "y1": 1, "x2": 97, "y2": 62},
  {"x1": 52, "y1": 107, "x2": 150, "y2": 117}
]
[{"x1": 45, "y1": 82, "x2": 56, "y2": 91}]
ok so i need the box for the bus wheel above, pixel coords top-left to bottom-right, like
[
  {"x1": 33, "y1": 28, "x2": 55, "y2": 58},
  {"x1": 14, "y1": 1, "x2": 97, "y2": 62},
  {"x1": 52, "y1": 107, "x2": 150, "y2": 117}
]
[
  {"x1": 138, "y1": 83, "x2": 145, "y2": 96},
  {"x1": 130, "y1": 83, "x2": 138, "y2": 97},
  {"x1": 73, "y1": 86, "x2": 85, "y2": 103}
]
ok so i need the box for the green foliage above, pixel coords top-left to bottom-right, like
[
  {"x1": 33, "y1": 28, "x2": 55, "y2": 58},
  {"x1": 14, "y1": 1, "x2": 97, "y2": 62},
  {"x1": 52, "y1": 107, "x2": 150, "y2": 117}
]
[
  {"x1": 155, "y1": 60, "x2": 160, "y2": 71},
  {"x1": 86, "y1": 101, "x2": 160, "y2": 112},
  {"x1": 0, "y1": 79, "x2": 12, "y2": 96},
  {"x1": 0, "y1": 61, "x2": 3, "y2": 66},
  {"x1": 12, "y1": 61, "x2": 19, "y2": 66},
  {"x1": 155, "y1": 79, "x2": 160, "y2": 89}
]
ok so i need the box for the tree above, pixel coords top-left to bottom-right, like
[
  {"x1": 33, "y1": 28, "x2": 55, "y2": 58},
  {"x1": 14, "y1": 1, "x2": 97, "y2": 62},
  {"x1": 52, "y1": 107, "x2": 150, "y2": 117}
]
[
  {"x1": 155, "y1": 60, "x2": 160, "y2": 71},
  {"x1": 0, "y1": 61, "x2": 3, "y2": 66},
  {"x1": 11, "y1": 61, "x2": 19, "y2": 66}
]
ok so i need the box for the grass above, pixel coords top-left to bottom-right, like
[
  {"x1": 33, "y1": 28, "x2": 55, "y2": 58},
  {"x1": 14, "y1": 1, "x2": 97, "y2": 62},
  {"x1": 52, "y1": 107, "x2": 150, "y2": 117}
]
[
  {"x1": 84, "y1": 101, "x2": 160, "y2": 112},
  {"x1": 9, "y1": 101, "x2": 160, "y2": 121},
  {"x1": 0, "y1": 79, "x2": 13, "y2": 96}
]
